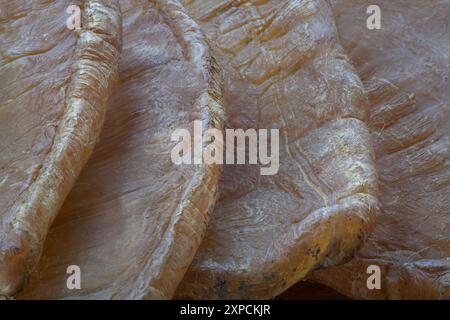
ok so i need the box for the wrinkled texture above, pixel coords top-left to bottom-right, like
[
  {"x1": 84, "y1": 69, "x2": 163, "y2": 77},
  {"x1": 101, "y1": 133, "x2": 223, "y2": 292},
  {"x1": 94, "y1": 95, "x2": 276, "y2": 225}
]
[
  {"x1": 310, "y1": 0, "x2": 450, "y2": 299},
  {"x1": 175, "y1": 0, "x2": 379, "y2": 299},
  {"x1": 0, "y1": 0, "x2": 121, "y2": 296},
  {"x1": 3, "y1": 0, "x2": 446, "y2": 301},
  {"x1": 18, "y1": 0, "x2": 224, "y2": 299}
]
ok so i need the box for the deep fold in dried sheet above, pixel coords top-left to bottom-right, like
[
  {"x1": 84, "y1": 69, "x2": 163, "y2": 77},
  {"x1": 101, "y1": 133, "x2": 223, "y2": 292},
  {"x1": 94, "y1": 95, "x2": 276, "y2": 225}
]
[
  {"x1": 310, "y1": 0, "x2": 450, "y2": 299},
  {"x1": 0, "y1": 0, "x2": 122, "y2": 296},
  {"x1": 18, "y1": 0, "x2": 224, "y2": 299},
  {"x1": 175, "y1": 0, "x2": 379, "y2": 299}
]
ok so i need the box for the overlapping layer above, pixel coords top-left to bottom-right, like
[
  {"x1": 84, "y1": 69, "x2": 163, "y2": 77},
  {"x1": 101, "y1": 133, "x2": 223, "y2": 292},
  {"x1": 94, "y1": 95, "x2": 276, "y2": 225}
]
[
  {"x1": 18, "y1": 0, "x2": 224, "y2": 299},
  {"x1": 311, "y1": 0, "x2": 450, "y2": 299},
  {"x1": 0, "y1": 0, "x2": 122, "y2": 296},
  {"x1": 175, "y1": 0, "x2": 379, "y2": 299}
]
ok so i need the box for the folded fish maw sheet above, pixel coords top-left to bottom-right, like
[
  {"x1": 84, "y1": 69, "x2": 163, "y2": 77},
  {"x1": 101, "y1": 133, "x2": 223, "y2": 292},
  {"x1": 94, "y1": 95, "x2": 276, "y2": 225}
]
[
  {"x1": 0, "y1": 0, "x2": 121, "y2": 296},
  {"x1": 18, "y1": 0, "x2": 224, "y2": 299},
  {"x1": 4, "y1": 0, "x2": 444, "y2": 301},
  {"x1": 175, "y1": 0, "x2": 379, "y2": 299},
  {"x1": 310, "y1": 0, "x2": 450, "y2": 299}
]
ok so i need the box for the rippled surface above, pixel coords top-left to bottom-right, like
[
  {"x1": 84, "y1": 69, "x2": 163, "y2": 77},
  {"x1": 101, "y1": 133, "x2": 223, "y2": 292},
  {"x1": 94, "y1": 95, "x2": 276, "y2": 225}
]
[
  {"x1": 175, "y1": 0, "x2": 379, "y2": 299},
  {"x1": 310, "y1": 0, "x2": 450, "y2": 299},
  {"x1": 0, "y1": 0, "x2": 121, "y2": 296},
  {"x1": 18, "y1": 0, "x2": 224, "y2": 299},
  {"x1": 1, "y1": 0, "x2": 447, "y2": 300}
]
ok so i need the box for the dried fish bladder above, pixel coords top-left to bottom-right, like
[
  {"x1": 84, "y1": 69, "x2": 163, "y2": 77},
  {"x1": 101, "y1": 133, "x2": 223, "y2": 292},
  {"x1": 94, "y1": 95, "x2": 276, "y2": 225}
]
[
  {"x1": 310, "y1": 0, "x2": 450, "y2": 299},
  {"x1": 175, "y1": 0, "x2": 379, "y2": 299},
  {"x1": 18, "y1": 0, "x2": 225, "y2": 300},
  {"x1": 0, "y1": 0, "x2": 122, "y2": 296}
]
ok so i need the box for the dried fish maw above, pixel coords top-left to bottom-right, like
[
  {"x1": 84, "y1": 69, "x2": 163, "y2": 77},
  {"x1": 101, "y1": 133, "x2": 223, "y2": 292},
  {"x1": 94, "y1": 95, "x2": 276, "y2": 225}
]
[
  {"x1": 19, "y1": 0, "x2": 224, "y2": 299},
  {"x1": 0, "y1": 0, "x2": 121, "y2": 296},
  {"x1": 175, "y1": 0, "x2": 379, "y2": 299},
  {"x1": 310, "y1": 0, "x2": 450, "y2": 299}
]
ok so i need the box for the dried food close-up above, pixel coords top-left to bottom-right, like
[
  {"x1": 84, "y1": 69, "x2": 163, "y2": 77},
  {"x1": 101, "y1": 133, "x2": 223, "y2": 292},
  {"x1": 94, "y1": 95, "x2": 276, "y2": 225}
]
[{"x1": 0, "y1": 0, "x2": 448, "y2": 306}]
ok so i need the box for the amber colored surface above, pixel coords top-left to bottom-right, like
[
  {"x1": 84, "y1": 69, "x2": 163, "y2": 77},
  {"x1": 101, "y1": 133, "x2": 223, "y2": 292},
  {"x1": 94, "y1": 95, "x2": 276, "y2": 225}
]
[
  {"x1": 175, "y1": 0, "x2": 379, "y2": 299},
  {"x1": 2, "y1": 0, "x2": 447, "y2": 301},
  {"x1": 310, "y1": 0, "x2": 450, "y2": 299},
  {"x1": 18, "y1": 0, "x2": 224, "y2": 299},
  {"x1": 0, "y1": 0, "x2": 121, "y2": 296}
]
